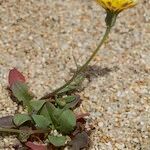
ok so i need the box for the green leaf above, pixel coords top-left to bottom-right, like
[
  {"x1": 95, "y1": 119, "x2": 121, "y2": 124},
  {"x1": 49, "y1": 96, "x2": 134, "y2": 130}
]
[
  {"x1": 48, "y1": 135, "x2": 66, "y2": 147},
  {"x1": 41, "y1": 103, "x2": 76, "y2": 134},
  {"x1": 65, "y1": 95, "x2": 81, "y2": 109},
  {"x1": 57, "y1": 85, "x2": 76, "y2": 95},
  {"x1": 56, "y1": 99, "x2": 66, "y2": 108},
  {"x1": 39, "y1": 103, "x2": 53, "y2": 125},
  {"x1": 30, "y1": 100, "x2": 46, "y2": 112},
  {"x1": 11, "y1": 81, "x2": 33, "y2": 112},
  {"x1": 12, "y1": 82, "x2": 33, "y2": 102},
  {"x1": 57, "y1": 75, "x2": 84, "y2": 95},
  {"x1": 32, "y1": 114, "x2": 50, "y2": 129},
  {"x1": 56, "y1": 95, "x2": 80, "y2": 109},
  {"x1": 63, "y1": 95, "x2": 77, "y2": 103},
  {"x1": 51, "y1": 108, "x2": 76, "y2": 134},
  {"x1": 72, "y1": 74, "x2": 85, "y2": 86},
  {"x1": 13, "y1": 114, "x2": 31, "y2": 126},
  {"x1": 18, "y1": 131, "x2": 31, "y2": 142}
]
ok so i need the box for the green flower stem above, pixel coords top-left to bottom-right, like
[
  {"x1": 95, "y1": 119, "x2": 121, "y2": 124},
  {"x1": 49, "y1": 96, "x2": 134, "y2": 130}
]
[
  {"x1": 0, "y1": 127, "x2": 51, "y2": 134},
  {"x1": 105, "y1": 11, "x2": 118, "y2": 27},
  {"x1": 41, "y1": 26, "x2": 112, "y2": 100}
]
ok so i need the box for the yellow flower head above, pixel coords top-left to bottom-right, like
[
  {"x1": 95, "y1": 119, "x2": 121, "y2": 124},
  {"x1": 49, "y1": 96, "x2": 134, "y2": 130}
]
[{"x1": 96, "y1": 0, "x2": 138, "y2": 13}]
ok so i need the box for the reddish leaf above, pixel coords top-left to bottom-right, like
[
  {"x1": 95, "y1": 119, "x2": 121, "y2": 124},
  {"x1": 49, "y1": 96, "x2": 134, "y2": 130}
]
[
  {"x1": 68, "y1": 131, "x2": 90, "y2": 150},
  {"x1": 9, "y1": 68, "x2": 25, "y2": 88},
  {"x1": 75, "y1": 113, "x2": 90, "y2": 129},
  {"x1": 71, "y1": 113, "x2": 91, "y2": 137},
  {"x1": 25, "y1": 141, "x2": 47, "y2": 150},
  {"x1": 0, "y1": 116, "x2": 15, "y2": 128}
]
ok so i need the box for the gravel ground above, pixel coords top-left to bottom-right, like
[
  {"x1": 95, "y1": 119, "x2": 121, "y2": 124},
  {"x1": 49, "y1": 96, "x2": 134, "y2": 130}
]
[{"x1": 0, "y1": 0, "x2": 150, "y2": 149}]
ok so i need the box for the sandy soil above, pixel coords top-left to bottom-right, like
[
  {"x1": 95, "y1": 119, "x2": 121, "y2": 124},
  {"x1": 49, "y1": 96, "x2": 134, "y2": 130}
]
[{"x1": 0, "y1": 0, "x2": 150, "y2": 149}]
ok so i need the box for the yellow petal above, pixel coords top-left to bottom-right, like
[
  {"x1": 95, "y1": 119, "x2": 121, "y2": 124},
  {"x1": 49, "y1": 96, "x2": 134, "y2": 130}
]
[{"x1": 96, "y1": 0, "x2": 138, "y2": 13}]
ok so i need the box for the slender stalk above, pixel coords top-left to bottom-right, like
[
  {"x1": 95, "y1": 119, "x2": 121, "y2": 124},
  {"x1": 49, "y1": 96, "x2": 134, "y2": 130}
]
[
  {"x1": 0, "y1": 128, "x2": 21, "y2": 134},
  {"x1": 0, "y1": 127, "x2": 51, "y2": 134},
  {"x1": 41, "y1": 26, "x2": 111, "y2": 99}
]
